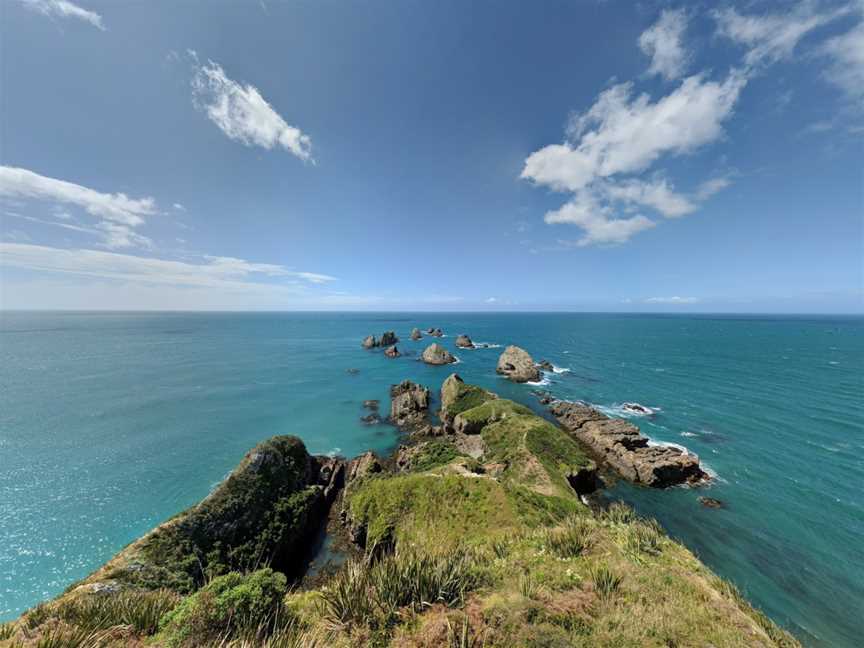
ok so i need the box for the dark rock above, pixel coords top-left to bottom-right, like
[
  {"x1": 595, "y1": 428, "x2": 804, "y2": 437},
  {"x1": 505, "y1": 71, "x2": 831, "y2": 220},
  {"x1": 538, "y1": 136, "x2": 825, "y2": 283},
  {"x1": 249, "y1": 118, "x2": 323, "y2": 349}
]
[
  {"x1": 567, "y1": 461, "x2": 598, "y2": 495},
  {"x1": 699, "y1": 497, "x2": 725, "y2": 509},
  {"x1": 422, "y1": 343, "x2": 456, "y2": 365},
  {"x1": 390, "y1": 380, "x2": 431, "y2": 427},
  {"x1": 360, "y1": 413, "x2": 381, "y2": 425},
  {"x1": 361, "y1": 335, "x2": 378, "y2": 349},
  {"x1": 538, "y1": 360, "x2": 555, "y2": 371},
  {"x1": 346, "y1": 368, "x2": 360, "y2": 375},
  {"x1": 548, "y1": 400, "x2": 707, "y2": 488},
  {"x1": 427, "y1": 327, "x2": 444, "y2": 337},
  {"x1": 384, "y1": 345, "x2": 400, "y2": 358},
  {"x1": 496, "y1": 345, "x2": 541, "y2": 383},
  {"x1": 455, "y1": 334, "x2": 475, "y2": 348},
  {"x1": 363, "y1": 400, "x2": 379, "y2": 410},
  {"x1": 410, "y1": 328, "x2": 423, "y2": 340},
  {"x1": 380, "y1": 331, "x2": 398, "y2": 346}
]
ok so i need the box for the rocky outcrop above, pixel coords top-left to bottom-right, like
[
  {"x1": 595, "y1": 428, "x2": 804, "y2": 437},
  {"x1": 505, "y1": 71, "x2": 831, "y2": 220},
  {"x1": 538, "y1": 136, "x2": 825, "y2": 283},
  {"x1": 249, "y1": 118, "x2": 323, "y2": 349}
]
[
  {"x1": 538, "y1": 360, "x2": 554, "y2": 371},
  {"x1": 346, "y1": 451, "x2": 382, "y2": 483},
  {"x1": 384, "y1": 345, "x2": 400, "y2": 358},
  {"x1": 390, "y1": 380, "x2": 431, "y2": 428},
  {"x1": 410, "y1": 328, "x2": 423, "y2": 340},
  {"x1": 427, "y1": 327, "x2": 444, "y2": 337},
  {"x1": 621, "y1": 402, "x2": 653, "y2": 415},
  {"x1": 440, "y1": 373, "x2": 498, "y2": 427},
  {"x1": 380, "y1": 331, "x2": 398, "y2": 346},
  {"x1": 361, "y1": 335, "x2": 378, "y2": 349},
  {"x1": 455, "y1": 334, "x2": 475, "y2": 348},
  {"x1": 496, "y1": 345, "x2": 541, "y2": 383},
  {"x1": 548, "y1": 401, "x2": 707, "y2": 487},
  {"x1": 699, "y1": 497, "x2": 725, "y2": 509},
  {"x1": 422, "y1": 343, "x2": 456, "y2": 365}
]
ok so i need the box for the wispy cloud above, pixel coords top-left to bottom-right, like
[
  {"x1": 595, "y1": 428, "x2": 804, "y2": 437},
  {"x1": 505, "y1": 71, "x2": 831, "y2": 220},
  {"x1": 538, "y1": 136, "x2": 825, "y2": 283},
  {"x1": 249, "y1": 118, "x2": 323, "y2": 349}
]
[
  {"x1": 191, "y1": 57, "x2": 313, "y2": 162},
  {"x1": 0, "y1": 166, "x2": 157, "y2": 249},
  {"x1": 17, "y1": 0, "x2": 105, "y2": 30},
  {"x1": 0, "y1": 243, "x2": 337, "y2": 289},
  {"x1": 712, "y1": 2, "x2": 853, "y2": 68},
  {"x1": 640, "y1": 9, "x2": 690, "y2": 81},
  {"x1": 644, "y1": 296, "x2": 700, "y2": 304},
  {"x1": 820, "y1": 20, "x2": 864, "y2": 105}
]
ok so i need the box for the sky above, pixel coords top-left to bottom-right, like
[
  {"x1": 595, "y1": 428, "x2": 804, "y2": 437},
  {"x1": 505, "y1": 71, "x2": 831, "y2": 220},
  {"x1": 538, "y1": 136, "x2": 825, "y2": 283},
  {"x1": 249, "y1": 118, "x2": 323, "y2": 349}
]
[{"x1": 0, "y1": 0, "x2": 862, "y2": 313}]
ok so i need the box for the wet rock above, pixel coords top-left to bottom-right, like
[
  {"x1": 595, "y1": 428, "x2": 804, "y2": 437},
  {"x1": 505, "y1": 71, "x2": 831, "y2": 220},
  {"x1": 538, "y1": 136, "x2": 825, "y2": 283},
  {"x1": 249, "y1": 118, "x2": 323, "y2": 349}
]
[
  {"x1": 538, "y1": 360, "x2": 555, "y2": 372},
  {"x1": 422, "y1": 343, "x2": 456, "y2": 365},
  {"x1": 390, "y1": 380, "x2": 431, "y2": 427},
  {"x1": 361, "y1": 335, "x2": 378, "y2": 349},
  {"x1": 699, "y1": 497, "x2": 725, "y2": 509},
  {"x1": 427, "y1": 327, "x2": 444, "y2": 337},
  {"x1": 363, "y1": 400, "x2": 379, "y2": 410},
  {"x1": 380, "y1": 331, "x2": 398, "y2": 346},
  {"x1": 360, "y1": 413, "x2": 381, "y2": 425},
  {"x1": 455, "y1": 334, "x2": 475, "y2": 348},
  {"x1": 621, "y1": 402, "x2": 654, "y2": 415},
  {"x1": 384, "y1": 345, "x2": 401, "y2": 358},
  {"x1": 410, "y1": 328, "x2": 423, "y2": 340},
  {"x1": 346, "y1": 368, "x2": 360, "y2": 375},
  {"x1": 496, "y1": 345, "x2": 541, "y2": 383},
  {"x1": 548, "y1": 400, "x2": 707, "y2": 488},
  {"x1": 566, "y1": 461, "x2": 598, "y2": 495}
]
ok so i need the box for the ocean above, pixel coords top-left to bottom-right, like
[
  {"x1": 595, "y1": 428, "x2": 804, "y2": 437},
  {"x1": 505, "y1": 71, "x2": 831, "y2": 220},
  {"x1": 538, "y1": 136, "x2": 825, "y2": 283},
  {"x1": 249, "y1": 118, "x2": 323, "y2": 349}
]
[{"x1": 0, "y1": 311, "x2": 861, "y2": 646}]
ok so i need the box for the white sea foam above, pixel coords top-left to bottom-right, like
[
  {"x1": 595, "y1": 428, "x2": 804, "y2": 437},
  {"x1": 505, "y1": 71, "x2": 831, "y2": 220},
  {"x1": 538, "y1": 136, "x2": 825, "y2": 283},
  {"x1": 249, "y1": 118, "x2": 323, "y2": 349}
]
[
  {"x1": 526, "y1": 375, "x2": 551, "y2": 387},
  {"x1": 598, "y1": 402, "x2": 660, "y2": 418},
  {"x1": 680, "y1": 431, "x2": 698, "y2": 438},
  {"x1": 472, "y1": 342, "x2": 502, "y2": 349},
  {"x1": 551, "y1": 365, "x2": 570, "y2": 374},
  {"x1": 327, "y1": 447, "x2": 342, "y2": 458}
]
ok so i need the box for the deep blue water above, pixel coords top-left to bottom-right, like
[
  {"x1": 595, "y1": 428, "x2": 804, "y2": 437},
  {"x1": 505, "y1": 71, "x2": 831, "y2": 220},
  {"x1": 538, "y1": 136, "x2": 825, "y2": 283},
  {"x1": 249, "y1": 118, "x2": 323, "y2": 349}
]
[{"x1": 0, "y1": 312, "x2": 861, "y2": 646}]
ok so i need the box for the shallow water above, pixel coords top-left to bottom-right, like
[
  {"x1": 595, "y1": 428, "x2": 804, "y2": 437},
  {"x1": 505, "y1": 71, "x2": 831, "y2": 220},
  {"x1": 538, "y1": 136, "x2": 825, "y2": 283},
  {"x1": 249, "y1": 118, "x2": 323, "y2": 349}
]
[{"x1": 0, "y1": 311, "x2": 861, "y2": 646}]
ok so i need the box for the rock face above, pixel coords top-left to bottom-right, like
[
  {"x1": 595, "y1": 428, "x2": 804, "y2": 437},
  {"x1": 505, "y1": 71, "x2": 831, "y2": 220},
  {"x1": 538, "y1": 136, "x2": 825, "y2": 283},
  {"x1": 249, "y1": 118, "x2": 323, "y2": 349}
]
[
  {"x1": 422, "y1": 343, "x2": 456, "y2": 365},
  {"x1": 410, "y1": 328, "x2": 423, "y2": 340},
  {"x1": 70, "y1": 436, "x2": 344, "y2": 594},
  {"x1": 390, "y1": 380, "x2": 431, "y2": 427},
  {"x1": 496, "y1": 345, "x2": 541, "y2": 383},
  {"x1": 538, "y1": 360, "x2": 555, "y2": 371},
  {"x1": 346, "y1": 451, "x2": 382, "y2": 483},
  {"x1": 384, "y1": 345, "x2": 400, "y2": 358},
  {"x1": 380, "y1": 331, "x2": 398, "y2": 346},
  {"x1": 548, "y1": 401, "x2": 706, "y2": 487},
  {"x1": 455, "y1": 334, "x2": 475, "y2": 348},
  {"x1": 361, "y1": 335, "x2": 378, "y2": 349}
]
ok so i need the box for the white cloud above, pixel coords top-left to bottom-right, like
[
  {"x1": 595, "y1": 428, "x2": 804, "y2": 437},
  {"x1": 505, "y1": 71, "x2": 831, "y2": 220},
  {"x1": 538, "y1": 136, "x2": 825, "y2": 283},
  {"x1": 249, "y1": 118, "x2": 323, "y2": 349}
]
[
  {"x1": 640, "y1": 9, "x2": 690, "y2": 80},
  {"x1": 523, "y1": 72, "x2": 746, "y2": 193},
  {"x1": 821, "y1": 20, "x2": 864, "y2": 104},
  {"x1": 602, "y1": 178, "x2": 696, "y2": 218},
  {"x1": 712, "y1": 3, "x2": 853, "y2": 68},
  {"x1": 0, "y1": 166, "x2": 157, "y2": 249},
  {"x1": 521, "y1": 72, "x2": 743, "y2": 245},
  {"x1": 485, "y1": 297, "x2": 498, "y2": 303},
  {"x1": 191, "y1": 60, "x2": 313, "y2": 161},
  {"x1": 695, "y1": 176, "x2": 732, "y2": 200},
  {"x1": 544, "y1": 190, "x2": 656, "y2": 246},
  {"x1": 173, "y1": 203, "x2": 186, "y2": 211},
  {"x1": 17, "y1": 0, "x2": 105, "y2": 30},
  {"x1": 0, "y1": 243, "x2": 337, "y2": 289},
  {"x1": 644, "y1": 296, "x2": 700, "y2": 304}
]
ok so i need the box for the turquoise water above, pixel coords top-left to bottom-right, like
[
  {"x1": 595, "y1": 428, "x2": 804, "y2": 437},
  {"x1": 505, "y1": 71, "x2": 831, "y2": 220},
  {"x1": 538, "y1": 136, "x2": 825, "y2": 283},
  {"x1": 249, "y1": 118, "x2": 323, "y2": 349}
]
[{"x1": 0, "y1": 312, "x2": 861, "y2": 645}]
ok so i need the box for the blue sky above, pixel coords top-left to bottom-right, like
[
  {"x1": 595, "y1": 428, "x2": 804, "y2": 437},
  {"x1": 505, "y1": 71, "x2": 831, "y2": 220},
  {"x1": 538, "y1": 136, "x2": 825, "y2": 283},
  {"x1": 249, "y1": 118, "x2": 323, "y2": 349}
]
[{"x1": 0, "y1": 0, "x2": 861, "y2": 312}]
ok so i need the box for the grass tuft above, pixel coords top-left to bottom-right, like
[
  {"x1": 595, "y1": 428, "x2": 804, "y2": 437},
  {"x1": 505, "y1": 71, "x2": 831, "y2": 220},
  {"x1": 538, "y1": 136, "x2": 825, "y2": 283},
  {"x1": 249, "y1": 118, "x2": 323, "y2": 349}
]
[
  {"x1": 589, "y1": 564, "x2": 623, "y2": 598},
  {"x1": 543, "y1": 516, "x2": 593, "y2": 558},
  {"x1": 55, "y1": 588, "x2": 180, "y2": 635}
]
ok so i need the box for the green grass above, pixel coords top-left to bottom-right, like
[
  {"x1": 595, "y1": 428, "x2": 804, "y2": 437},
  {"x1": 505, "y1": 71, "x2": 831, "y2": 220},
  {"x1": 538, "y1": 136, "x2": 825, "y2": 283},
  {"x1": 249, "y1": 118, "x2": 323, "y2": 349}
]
[
  {"x1": 441, "y1": 379, "x2": 497, "y2": 420},
  {"x1": 543, "y1": 516, "x2": 593, "y2": 558},
  {"x1": 589, "y1": 564, "x2": 623, "y2": 598},
  {"x1": 408, "y1": 440, "x2": 463, "y2": 473}
]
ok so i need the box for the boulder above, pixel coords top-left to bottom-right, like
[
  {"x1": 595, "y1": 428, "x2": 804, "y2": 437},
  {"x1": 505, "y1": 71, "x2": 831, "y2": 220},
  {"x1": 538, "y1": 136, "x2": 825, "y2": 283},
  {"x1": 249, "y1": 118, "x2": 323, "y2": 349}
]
[
  {"x1": 621, "y1": 402, "x2": 653, "y2": 415},
  {"x1": 380, "y1": 331, "x2": 398, "y2": 346},
  {"x1": 361, "y1": 335, "x2": 378, "y2": 349},
  {"x1": 538, "y1": 360, "x2": 554, "y2": 371},
  {"x1": 699, "y1": 497, "x2": 725, "y2": 509},
  {"x1": 410, "y1": 328, "x2": 423, "y2": 340},
  {"x1": 455, "y1": 334, "x2": 475, "y2": 348},
  {"x1": 384, "y1": 345, "x2": 401, "y2": 358},
  {"x1": 422, "y1": 343, "x2": 456, "y2": 365},
  {"x1": 427, "y1": 327, "x2": 444, "y2": 337},
  {"x1": 496, "y1": 345, "x2": 541, "y2": 383},
  {"x1": 390, "y1": 380, "x2": 431, "y2": 427},
  {"x1": 548, "y1": 400, "x2": 707, "y2": 488}
]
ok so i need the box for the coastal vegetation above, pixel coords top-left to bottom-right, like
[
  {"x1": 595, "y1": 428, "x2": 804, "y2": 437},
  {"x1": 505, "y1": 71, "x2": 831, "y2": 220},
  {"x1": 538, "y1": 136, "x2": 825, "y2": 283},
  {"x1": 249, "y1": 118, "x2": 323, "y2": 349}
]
[{"x1": 2, "y1": 373, "x2": 800, "y2": 647}]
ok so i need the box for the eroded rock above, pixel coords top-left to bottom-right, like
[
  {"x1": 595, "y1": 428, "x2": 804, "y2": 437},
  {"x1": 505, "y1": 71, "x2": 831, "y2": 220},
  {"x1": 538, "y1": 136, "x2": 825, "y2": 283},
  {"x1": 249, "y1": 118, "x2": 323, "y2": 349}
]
[
  {"x1": 390, "y1": 380, "x2": 431, "y2": 427},
  {"x1": 455, "y1": 334, "x2": 475, "y2": 348},
  {"x1": 422, "y1": 343, "x2": 456, "y2": 365},
  {"x1": 384, "y1": 345, "x2": 400, "y2": 358},
  {"x1": 548, "y1": 401, "x2": 707, "y2": 488},
  {"x1": 496, "y1": 345, "x2": 541, "y2": 383}
]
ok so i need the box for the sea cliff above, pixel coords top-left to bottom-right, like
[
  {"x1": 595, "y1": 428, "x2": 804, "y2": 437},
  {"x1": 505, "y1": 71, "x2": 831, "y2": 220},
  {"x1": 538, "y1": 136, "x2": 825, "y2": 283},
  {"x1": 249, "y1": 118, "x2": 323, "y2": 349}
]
[{"x1": 2, "y1": 375, "x2": 800, "y2": 648}]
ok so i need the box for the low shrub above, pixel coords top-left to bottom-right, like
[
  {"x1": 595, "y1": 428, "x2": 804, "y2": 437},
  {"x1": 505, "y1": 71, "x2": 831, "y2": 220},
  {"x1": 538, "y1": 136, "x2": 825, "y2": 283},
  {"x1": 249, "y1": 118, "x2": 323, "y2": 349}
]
[
  {"x1": 158, "y1": 568, "x2": 289, "y2": 647},
  {"x1": 589, "y1": 564, "x2": 622, "y2": 598}
]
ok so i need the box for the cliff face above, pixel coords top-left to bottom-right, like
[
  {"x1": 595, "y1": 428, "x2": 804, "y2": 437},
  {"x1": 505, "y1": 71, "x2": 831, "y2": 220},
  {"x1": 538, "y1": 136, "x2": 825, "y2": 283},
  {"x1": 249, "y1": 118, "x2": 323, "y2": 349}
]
[{"x1": 5, "y1": 382, "x2": 799, "y2": 648}]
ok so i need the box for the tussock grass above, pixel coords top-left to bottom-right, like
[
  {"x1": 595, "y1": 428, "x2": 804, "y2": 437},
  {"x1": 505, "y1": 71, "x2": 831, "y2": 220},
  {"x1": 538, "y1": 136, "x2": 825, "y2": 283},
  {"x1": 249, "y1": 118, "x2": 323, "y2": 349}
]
[
  {"x1": 621, "y1": 520, "x2": 664, "y2": 562},
  {"x1": 0, "y1": 623, "x2": 15, "y2": 640},
  {"x1": 445, "y1": 615, "x2": 488, "y2": 648},
  {"x1": 543, "y1": 516, "x2": 593, "y2": 558},
  {"x1": 589, "y1": 564, "x2": 623, "y2": 598},
  {"x1": 55, "y1": 588, "x2": 180, "y2": 635},
  {"x1": 600, "y1": 501, "x2": 636, "y2": 525},
  {"x1": 319, "y1": 548, "x2": 482, "y2": 629}
]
